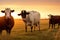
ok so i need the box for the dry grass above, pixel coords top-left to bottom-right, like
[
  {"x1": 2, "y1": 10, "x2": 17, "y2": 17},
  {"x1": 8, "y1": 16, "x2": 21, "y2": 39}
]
[{"x1": 0, "y1": 19, "x2": 60, "y2": 40}]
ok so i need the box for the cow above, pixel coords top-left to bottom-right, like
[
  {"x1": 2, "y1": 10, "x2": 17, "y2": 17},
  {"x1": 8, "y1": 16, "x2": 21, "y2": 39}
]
[
  {"x1": 48, "y1": 14, "x2": 60, "y2": 29},
  {"x1": 0, "y1": 8, "x2": 14, "y2": 34},
  {"x1": 18, "y1": 10, "x2": 40, "y2": 32}
]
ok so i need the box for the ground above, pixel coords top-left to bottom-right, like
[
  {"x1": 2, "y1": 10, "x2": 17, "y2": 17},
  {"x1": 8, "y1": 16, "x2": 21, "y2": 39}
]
[{"x1": 0, "y1": 19, "x2": 60, "y2": 40}]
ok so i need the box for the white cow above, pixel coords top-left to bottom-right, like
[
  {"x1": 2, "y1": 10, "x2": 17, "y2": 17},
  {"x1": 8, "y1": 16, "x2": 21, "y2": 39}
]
[{"x1": 18, "y1": 10, "x2": 40, "y2": 32}]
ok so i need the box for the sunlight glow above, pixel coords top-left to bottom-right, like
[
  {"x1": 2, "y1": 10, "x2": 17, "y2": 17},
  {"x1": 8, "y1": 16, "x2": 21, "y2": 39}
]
[{"x1": 0, "y1": 5, "x2": 60, "y2": 19}]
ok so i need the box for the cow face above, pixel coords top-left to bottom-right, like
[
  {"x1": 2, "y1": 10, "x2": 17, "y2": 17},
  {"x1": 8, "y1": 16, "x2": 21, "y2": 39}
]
[
  {"x1": 1, "y1": 8, "x2": 14, "y2": 19},
  {"x1": 18, "y1": 10, "x2": 30, "y2": 18}
]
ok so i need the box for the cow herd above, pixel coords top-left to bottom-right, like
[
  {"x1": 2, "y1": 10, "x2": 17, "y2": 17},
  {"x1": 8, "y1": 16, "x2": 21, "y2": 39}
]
[{"x1": 0, "y1": 8, "x2": 60, "y2": 35}]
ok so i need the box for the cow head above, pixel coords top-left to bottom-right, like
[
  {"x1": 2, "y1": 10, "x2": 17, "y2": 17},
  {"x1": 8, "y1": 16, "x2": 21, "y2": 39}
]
[
  {"x1": 1, "y1": 8, "x2": 14, "y2": 19},
  {"x1": 48, "y1": 14, "x2": 53, "y2": 19},
  {"x1": 18, "y1": 10, "x2": 30, "y2": 18}
]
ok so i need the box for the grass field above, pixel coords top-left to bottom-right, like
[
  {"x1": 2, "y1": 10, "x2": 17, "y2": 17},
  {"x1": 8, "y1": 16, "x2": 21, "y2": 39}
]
[{"x1": 0, "y1": 19, "x2": 60, "y2": 40}]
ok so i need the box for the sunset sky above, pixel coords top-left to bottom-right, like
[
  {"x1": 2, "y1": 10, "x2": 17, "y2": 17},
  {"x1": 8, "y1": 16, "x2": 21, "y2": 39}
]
[{"x1": 0, "y1": 0, "x2": 60, "y2": 19}]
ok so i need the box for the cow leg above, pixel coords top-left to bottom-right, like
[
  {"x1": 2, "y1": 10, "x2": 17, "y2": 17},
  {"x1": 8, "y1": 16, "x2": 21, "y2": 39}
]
[
  {"x1": 58, "y1": 24, "x2": 60, "y2": 29},
  {"x1": 31, "y1": 26, "x2": 33, "y2": 32},
  {"x1": 38, "y1": 22, "x2": 40, "y2": 31},
  {"x1": 52, "y1": 24, "x2": 54, "y2": 29},
  {"x1": 34, "y1": 25, "x2": 36, "y2": 31},
  {"x1": 25, "y1": 24, "x2": 27, "y2": 32},
  {"x1": 31, "y1": 24, "x2": 33, "y2": 32},
  {"x1": 54, "y1": 24, "x2": 55, "y2": 29},
  {"x1": 38, "y1": 25, "x2": 40, "y2": 31},
  {"x1": 30, "y1": 22, "x2": 33, "y2": 32},
  {"x1": 49, "y1": 24, "x2": 50, "y2": 29},
  {"x1": 8, "y1": 29, "x2": 11, "y2": 34},
  {"x1": 25, "y1": 26, "x2": 27, "y2": 32},
  {"x1": 6, "y1": 29, "x2": 11, "y2": 35},
  {"x1": 0, "y1": 29, "x2": 2, "y2": 35},
  {"x1": 6, "y1": 30, "x2": 11, "y2": 34}
]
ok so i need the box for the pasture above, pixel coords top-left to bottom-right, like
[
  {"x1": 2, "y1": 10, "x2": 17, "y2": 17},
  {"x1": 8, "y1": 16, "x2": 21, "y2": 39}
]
[{"x1": 0, "y1": 19, "x2": 60, "y2": 40}]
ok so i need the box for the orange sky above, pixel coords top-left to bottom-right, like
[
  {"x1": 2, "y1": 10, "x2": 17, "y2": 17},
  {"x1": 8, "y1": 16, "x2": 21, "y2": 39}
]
[{"x1": 0, "y1": 0, "x2": 60, "y2": 19}]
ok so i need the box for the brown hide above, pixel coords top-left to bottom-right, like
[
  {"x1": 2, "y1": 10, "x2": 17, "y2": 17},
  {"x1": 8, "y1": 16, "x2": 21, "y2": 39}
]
[
  {"x1": 49, "y1": 15, "x2": 60, "y2": 29},
  {"x1": 0, "y1": 16, "x2": 14, "y2": 33}
]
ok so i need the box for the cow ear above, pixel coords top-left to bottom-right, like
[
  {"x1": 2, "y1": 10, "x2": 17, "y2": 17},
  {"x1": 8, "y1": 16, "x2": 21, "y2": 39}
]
[
  {"x1": 18, "y1": 14, "x2": 21, "y2": 16},
  {"x1": 1, "y1": 10, "x2": 5, "y2": 13},
  {"x1": 26, "y1": 12, "x2": 30, "y2": 15},
  {"x1": 48, "y1": 14, "x2": 52, "y2": 17},
  {"x1": 48, "y1": 15, "x2": 50, "y2": 16},
  {"x1": 11, "y1": 10, "x2": 14, "y2": 12}
]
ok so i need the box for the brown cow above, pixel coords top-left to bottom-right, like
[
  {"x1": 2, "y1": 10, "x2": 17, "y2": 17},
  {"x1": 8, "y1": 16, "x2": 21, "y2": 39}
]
[
  {"x1": 0, "y1": 8, "x2": 14, "y2": 34},
  {"x1": 48, "y1": 14, "x2": 60, "y2": 29}
]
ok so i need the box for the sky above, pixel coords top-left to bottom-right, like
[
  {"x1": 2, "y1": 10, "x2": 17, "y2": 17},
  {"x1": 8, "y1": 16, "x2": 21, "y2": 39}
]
[{"x1": 0, "y1": 0, "x2": 60, "y2": 19}]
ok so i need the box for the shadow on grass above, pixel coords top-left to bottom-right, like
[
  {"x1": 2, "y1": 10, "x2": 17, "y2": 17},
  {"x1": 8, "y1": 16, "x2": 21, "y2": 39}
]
[
  {"x1": 22, "y1": 28, "x2": 59, "y2": 40},
  {"x1": 0, "y1": 28, "x2": 59, "y2": 40}
]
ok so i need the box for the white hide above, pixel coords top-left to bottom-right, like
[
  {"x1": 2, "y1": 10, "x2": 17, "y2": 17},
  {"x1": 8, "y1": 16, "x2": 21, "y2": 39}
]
[
  {"x1": 5, "y1": 8, "x2": 11, "y2": 19},
  {"x1": 26, "y1": 11, "x2": 40, "y2": 26}
]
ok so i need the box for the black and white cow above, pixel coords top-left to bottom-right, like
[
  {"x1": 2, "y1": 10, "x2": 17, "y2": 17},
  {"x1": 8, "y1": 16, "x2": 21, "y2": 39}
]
[{"x1": 18, "y1": 10, "x2": 40, "y2": 32}]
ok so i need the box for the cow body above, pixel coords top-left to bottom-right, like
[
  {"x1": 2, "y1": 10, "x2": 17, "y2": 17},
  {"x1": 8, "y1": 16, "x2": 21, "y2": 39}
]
[
  {"x1": 18, "y1": 10, "x2": 40, "y2": 32},
  {"x1": 26, "y1": 11, "x2": 40, "y2": 26},
  {"x1": 48, "y1": 15, "x2": 60, "y2": 29},
  {"x1": 0, "y1": 8, "x2": 14, "y2": 34}
]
